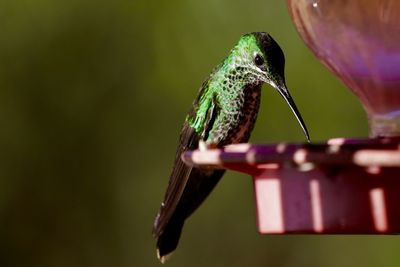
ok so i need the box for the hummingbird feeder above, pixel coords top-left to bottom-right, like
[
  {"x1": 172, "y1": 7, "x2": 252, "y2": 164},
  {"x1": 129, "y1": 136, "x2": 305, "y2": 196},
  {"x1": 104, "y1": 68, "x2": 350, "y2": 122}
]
[{"x1": 183, "y1": 0, "x2": 400, "y2": 234}]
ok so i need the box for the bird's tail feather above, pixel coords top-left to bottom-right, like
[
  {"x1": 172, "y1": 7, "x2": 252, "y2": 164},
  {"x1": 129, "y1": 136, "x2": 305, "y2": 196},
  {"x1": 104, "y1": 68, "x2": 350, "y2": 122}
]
[
  {"x1": 156, "y1": 216, "x2": 184, "y2": 263},
  {"x1": 154, "y1": 169, "x2": 225, "y2": 263}
]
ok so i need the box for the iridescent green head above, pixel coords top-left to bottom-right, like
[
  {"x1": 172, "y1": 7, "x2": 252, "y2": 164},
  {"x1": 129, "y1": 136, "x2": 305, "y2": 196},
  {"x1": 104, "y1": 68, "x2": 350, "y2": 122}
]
[
  {"x1": 227, "y1": 32, "x2": 310, "y2": 141},
  {"x1": 227, "y1": 32, "x2": 285, "y2": 86}
]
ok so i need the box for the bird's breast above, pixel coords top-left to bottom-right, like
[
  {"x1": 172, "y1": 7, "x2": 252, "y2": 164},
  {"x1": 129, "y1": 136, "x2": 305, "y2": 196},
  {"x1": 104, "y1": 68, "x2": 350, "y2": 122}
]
[
  {"x1": 228, "y1": 86, "x2": 261, "y2": 143},
  {"x1": 209, "y1": 84, "x2": 261, "y2": 146}
]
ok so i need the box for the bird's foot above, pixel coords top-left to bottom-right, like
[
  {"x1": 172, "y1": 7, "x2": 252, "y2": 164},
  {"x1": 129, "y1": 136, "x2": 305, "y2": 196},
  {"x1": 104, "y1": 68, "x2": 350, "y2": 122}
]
[{"x1": 198, "y1": 140, "x2": 217, "y2": 151}]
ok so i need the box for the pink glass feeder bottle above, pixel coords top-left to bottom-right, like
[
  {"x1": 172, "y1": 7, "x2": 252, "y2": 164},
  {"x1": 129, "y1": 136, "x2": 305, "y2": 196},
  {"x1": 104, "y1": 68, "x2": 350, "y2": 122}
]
[
  {"x1": 183, "y1": 0, "x2": 400, "y2": 235},
  {"x1": 288, "y1": 0, "x2": 400, "y2": 137}
]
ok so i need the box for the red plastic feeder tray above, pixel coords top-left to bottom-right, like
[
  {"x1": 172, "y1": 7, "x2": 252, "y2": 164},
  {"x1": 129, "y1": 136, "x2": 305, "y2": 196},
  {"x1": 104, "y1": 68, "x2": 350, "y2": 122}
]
[{"x1": 182, "y1": 138, "x2": 400, "y2": 235}]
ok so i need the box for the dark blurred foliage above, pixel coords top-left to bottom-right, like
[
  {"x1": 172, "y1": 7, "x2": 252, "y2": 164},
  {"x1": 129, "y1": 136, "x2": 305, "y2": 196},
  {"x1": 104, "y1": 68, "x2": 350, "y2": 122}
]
[{"x1": 0, "y1": 0, "x2": 398, "y2": 267}]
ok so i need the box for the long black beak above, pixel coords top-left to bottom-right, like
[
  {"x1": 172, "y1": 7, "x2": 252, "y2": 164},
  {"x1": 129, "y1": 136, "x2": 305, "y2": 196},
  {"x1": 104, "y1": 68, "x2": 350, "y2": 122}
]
[{"x1": 274, "y1": 83, "x2": 310, "y2": 142}]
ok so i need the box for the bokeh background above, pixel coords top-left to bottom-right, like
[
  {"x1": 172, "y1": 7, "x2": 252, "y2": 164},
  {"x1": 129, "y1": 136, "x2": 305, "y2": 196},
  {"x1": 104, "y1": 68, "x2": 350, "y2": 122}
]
[{"x1": 0, "y1": 0, "x2": 398, "y2": 266}]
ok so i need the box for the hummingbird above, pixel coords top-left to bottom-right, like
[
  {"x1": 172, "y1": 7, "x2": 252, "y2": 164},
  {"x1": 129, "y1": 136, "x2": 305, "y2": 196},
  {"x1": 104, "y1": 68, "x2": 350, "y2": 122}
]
[{"x1": 153, "y1": 32, "x2": 309, "y2": 263}]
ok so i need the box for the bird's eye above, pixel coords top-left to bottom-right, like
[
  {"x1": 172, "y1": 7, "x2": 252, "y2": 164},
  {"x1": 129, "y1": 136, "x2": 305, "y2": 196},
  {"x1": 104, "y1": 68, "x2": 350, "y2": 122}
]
[{"x1": 254, "y1": 54, "x2": 264, "y2": 67}]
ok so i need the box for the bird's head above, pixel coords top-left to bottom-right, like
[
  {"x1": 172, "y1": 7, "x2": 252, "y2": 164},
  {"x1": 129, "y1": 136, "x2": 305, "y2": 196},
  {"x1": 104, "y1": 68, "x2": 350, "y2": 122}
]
[{"x1": 228, "y1": 32, "x2": 310, "y2": 141}]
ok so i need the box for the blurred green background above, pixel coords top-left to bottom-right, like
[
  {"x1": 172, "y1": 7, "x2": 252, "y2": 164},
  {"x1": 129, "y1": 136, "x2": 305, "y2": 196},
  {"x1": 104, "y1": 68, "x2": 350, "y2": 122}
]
[{"x1": 0, "y1": 0, "x2": 398, "y2": 267}]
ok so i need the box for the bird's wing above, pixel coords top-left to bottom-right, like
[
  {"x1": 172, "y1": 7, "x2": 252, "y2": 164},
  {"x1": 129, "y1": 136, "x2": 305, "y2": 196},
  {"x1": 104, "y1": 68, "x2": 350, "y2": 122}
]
[
  {"x1": 153, "y1": 121, "x2": 199, "y2": 237},
  {"x1": 153, "y1": 86, "x2": 219, "y2": 237}
]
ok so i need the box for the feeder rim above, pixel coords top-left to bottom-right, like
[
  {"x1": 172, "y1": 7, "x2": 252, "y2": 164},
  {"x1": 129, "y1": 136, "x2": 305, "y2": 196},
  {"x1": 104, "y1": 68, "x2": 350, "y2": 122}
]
[{"x1": 182, "y1": 137, "x2": 400, "y2": 168}]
